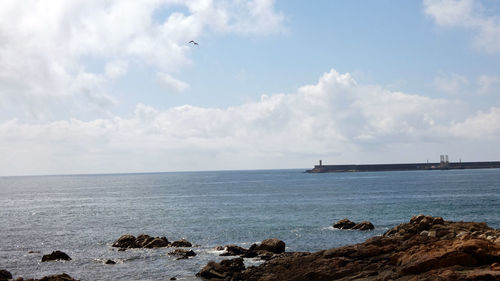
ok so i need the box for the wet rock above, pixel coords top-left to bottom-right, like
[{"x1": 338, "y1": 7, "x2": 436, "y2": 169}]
[
  {"x1": 220, "y1": 245, "x2": 248, "y2": 256},
  {"x1": 105, "y1": 259, "x2": 116, "y2": 265},
  {"x1": 333, "y1": 218, "x2": 356, "y2": 229},
  {"x1": 112, "y1": 234, "x2": 170, "y2": 249},
  {"x1": 41, "y1": 251, "x2": 71, "y2": 262},
  {"x1": 352, "y1": 221, "x2": 375, "y2": 230},
  {"x1": 170, "y1": 239, "x2": 192, "y2": 247},
  {"x1": 168, "y1": 249, "x2": 196, "y2": 260},
  {"x1": 0, "y1": 269, "x2": 12, "y2": 281},
  {"x1": 197, "y1": 258, "x2": 244, "y2": 280}
]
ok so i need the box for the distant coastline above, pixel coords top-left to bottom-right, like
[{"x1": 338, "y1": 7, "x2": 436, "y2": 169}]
[{"x1": 306, "y1": 160, "x2": 500, "y2": 173}]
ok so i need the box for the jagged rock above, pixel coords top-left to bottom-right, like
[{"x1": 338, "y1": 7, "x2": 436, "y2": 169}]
[
  {"x1": 197, "y1": 258, "x2": 244, "y2": 280},
  {"x1": 168, "y1": 249, "x2": 196, "y2": 260},
  {"x1": 237, "y1": 215, "x2": 500, "y2": 281},
  {"x1": 170, "y1": 239, "x2": 192, "y2": 247},
  {"x1": 333, "y1": 218, "x2": 356, "y2": 229},
  {"x1": 220, "y1": 245, "x2": 248, "y2": 256},
  {"x1": 0, "y1": 269, "x2": 12, "y2": 281},
  {"x1": 41, "y1": 251, "x2": 71, "y2": 262},
  {"x1": 352, "y1": 221, "x2": 375, "y2": 230}
]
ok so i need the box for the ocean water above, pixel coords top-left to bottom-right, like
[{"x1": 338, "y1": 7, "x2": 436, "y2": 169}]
[{"x1": 1, "y1": 169, "x2": 499, "y2": 280}]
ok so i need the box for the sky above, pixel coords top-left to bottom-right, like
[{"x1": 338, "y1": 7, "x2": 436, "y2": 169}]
[{"x1": 1, "y1": 0, "x2": 500, "y2": 176}]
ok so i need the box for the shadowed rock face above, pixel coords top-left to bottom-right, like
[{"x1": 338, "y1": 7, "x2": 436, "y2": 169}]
[
  {"x1": 41, "y1": 251, "x2": 71, "y2": 262},
  {"x1": 0, "y1": 269, "x2": 12, "y2": 281},
  {"x1": 199, "y1": 215, "x2": 500, "y2": 280}
]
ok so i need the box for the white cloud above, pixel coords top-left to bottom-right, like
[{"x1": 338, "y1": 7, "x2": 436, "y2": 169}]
[
  {"x1": 433, "y1": 73, "x2": 469, "y2": 94},
  {"x1": 0, "y1": 0, "x2": 285, "y2": 120},
  {"x1": 450, "y1": 107, "x2": 500, "y2": 138},
  {"x1": 477, "y1": 75, "x2": 500, "y2": 95},
  {"x1": 424, "y1": 0, "x2": 500, "y2": 53},
  {"x1": 157, "y1": 72, "x2": 190, "y2": 92},
  {"x1": 2, "y1": 69, "x2": 498, "y2": 176}
]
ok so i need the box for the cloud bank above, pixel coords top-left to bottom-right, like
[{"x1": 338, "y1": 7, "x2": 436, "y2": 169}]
[{"x1": 1, "y1": 69, "x2": 499, "y2": 176}]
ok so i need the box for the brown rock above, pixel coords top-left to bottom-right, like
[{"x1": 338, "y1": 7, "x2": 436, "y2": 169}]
[
  {"x1": 112, "y1": 234, "x2": 138, "y2": 248},
  {"x1": 252, "y1": 238, "x2": 286, "y2": 254},
  {"x1": 333, "y1": 218, "x2": 356, "y2": 229},
  {"x1": 220, "y1": 245, "x2": 248, "y2": 256},
  {"x1": 352, "y1": 221, "x2": 375, "y2": 230},
  {"x1": 143, "y1": 237, "x2": 169, "y2": 248},
  {"x1": 41, "y1": 251, "x2": 71, "y2": 262},
  {"x1": 168, "y1": 249, "x2": 196, "y2": 260},
  {"x1": 170, "y1": 239, "x2": 192, "y2": 247}
]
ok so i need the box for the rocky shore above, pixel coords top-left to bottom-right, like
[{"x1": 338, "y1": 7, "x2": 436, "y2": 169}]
[
  {"x1": 2, "y1": 216, "x2": 499, "y2": 280},
  {"x1": 198, "y1": 215, "x2": 500, "y2": 280}
]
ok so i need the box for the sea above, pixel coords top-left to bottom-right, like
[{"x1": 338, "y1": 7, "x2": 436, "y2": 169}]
[{"x1": 1, "y1": 168, "x2": 499, "y2": 280}]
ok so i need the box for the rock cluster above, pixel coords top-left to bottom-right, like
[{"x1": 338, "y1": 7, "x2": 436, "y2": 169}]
[
  {"x1": 208, "y1": 215, "x2": 500, "y2": 281},
  {"x1": 333, "y1": 218, "x2": 374, "y2": 230},
  {"x1": 112, "y1": 234, "x2": 192, "y2": 250},
  {"x1": 218, "y1": 238, "x2": 286, "y2": 260},
  {"x1": 41, "y1": 251, "x2": 71, "y2": 262}
]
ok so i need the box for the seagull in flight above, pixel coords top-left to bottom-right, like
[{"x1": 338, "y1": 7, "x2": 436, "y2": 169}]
[{"x1": 188, "y1": 40, "x2": 199, "y2": 45}]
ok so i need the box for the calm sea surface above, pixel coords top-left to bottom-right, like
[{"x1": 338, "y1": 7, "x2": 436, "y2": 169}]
[{"x1": 1, "y1": 169, "x2": 499, "y2": 280}]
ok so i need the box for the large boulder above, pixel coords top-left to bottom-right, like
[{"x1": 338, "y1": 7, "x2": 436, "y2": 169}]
[
  {"x1": 41, "y1": 251, "x2": 71, "y2": 262},
  {"x1": 252, "y1": 238, "x2": 286, "y2": 254},
  {"x1": 333, "y1": 218, "x2": 356, "y2": 229}
]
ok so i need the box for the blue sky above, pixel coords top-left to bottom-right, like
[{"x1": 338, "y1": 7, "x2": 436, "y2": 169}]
[{"x1": 0, "y1": 0, "x2": 499, "y2": 176}]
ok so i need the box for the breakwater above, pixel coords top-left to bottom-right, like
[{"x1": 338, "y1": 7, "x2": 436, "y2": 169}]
[{"x1": 306, "y1": 161, "x2": 500, "y2": 173}]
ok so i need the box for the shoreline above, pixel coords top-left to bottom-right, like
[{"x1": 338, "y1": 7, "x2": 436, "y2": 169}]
[{"x1": 4, "y1": 215, "x2": 499, "y2": 281}]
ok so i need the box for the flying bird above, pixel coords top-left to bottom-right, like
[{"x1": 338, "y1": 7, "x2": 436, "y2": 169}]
[{"x1": 188, "y1": 40, "x2": 199, "y2": 45}]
